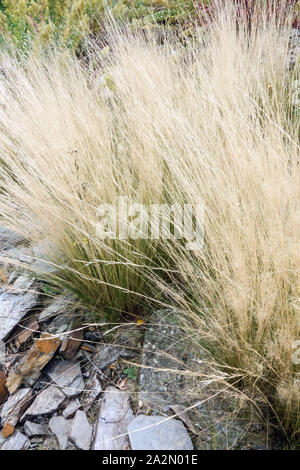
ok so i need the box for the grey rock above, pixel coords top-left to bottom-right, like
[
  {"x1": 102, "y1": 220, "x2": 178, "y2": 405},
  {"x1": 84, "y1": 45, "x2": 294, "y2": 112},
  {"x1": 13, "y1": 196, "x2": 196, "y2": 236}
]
[
  {"x1": 21, "y1": 385, "x2": 66, "y2": 420},
  {"x1": 138, "y1": 310, "x2": 270, "y2": 450},
  {"x1": 31, "y1": 239, "x2": 62, "y2": 274},
  {"x1": 6, "y1": 245, "x2": 33, "y2": 264},
  {"x1": 93, "y1": 386, "x2": 134, "y2": 450},
  {"x1": 49, "y1": 415, "x2": 72, "y2": 449},
  {"x1": 169, "y1": 404, "x2": 198, "y2": 434},
  {"x1": 139, "y1": 310, "x2": 188, "y2": 412},
  {"x1": 11, "y1": 274, "x2": 34, "y2": 292},
  {"x1": 0, "y1": 340, "x2": 5, "y2": 365},
  {"x1": 93, "y1": 345, "x2": 124, "y2": 370},
  {"x1": 128, "y1": 415, "x2": 194, "y2": 450},
  {"x1": 46, "y1": 360, "x2": 84, "y2": 397},
  {"x1": 0, "y1": 433, "x2": 5, "y2": 449},
  {"x1": 31, "y1": 260, "x2": 58, "y2": 274},
  {"x1": 1, "y1": 431, "x2": 30, "y2": 450},
  {"x1": 93, "y1": 340, "x2": 136, "y2": 372},
  {"x1": 81, "y1": 373, "x2": 102, "y2": 411},
  {"x1": 39, "y1": 294, "x2": 77, "y2": 322},
  {"x1": 24, "y1": 421, "x2": 50, "y2": 437},
  {"x1": 84, "y1": 329, "x2": 102, "y2": 343},
  {"x1": 6, "y1": 334, "x2": 62, "y2": 393},
  {"x1": 0, "y1": 227, "x2": 25, "y2": 251},
  {"x1": 5, "y1": 245, "x2": 33, "y2": 265},
  {"x1": 63, "y1": 398, "x2": 81, "y2": 419},
  {"x1": 29, "y1": 437, "x2": 44, "y2": 449},
  {"x1": 6, "y1": 270, "x2": 19, "y2": 285},
  {"x1": 0, "y1": 387, "x2": 32, "y2": 426},
  {"x1": 289, "y1": 29, "x2": 300, "y2": 69},
  {"x1": 69, "y1": 410, "x2": 92, "y2": 450},
  {"x1": 0, "y1": 275, "x2": 38, "y2": 341},
  {"x1": 190, "y1": 389, "x2": 272, "y2": 450},
  {"x1": 47, "y1": 314, "x2": 77, "y2": 335},
  {"x1": 114, "y1": 324, "x2": 142, "y2": 359}
]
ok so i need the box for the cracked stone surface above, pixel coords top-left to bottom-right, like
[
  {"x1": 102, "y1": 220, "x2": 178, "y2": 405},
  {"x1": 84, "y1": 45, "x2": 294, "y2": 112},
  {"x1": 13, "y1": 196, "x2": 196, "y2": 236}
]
[
  {"x1": 128, "y1": 415, "x2": 194, "y2": 450},
  {"x1": 31, "y1": 239, "x2": 62, "y2": 274},
  {"x1": 69, "y1": 410, "x2": 93, "y2": 450},
  {"x1": 62, "y1": 398, "x2": 81, "y2": 419},
  {"x1": 24, "y1": 421, "x2": 51, "y2": 438},
  {"x1": 5, "y1": 246, "x2": 33, "y2": 264},
  {"x1": 47, "y1": 315, "x2": 74, "y2": 335},
  {"x1": 14, "y1": 316, "x2": 39, "y2": 348},
  {"x1": 21, "y1": 385, "x2": 66, "y2": 420},
  {"x1": 0, "y1": 227, "x2": 25, "y2": 251},
  {"x1": 49, "y1": 415, "x2": 72, "y2": 449},
  {"x1": 139, "y1": 310, "x2": 188, "y2": 412},
  {"x1": 93, "y1": 345, "x2": 126, "y2": 370},
  {"x1": 46, "y1": 360, "x2": 84, "y2": 397},
  {"x1": 0, "y1": 433, "x2": 5, "y2": 449},
  {"x1": 192, "y1": 395, "x2": 271, "y2": 450},
  {"x1": 39, "y1": 294, "x2": 77, "y2": 322},
  {"x1": 0, "y1": 275, "x2": 38, "y2": 342},
  {"x1": 289, "y1": 29, "x2": 300, "y2": 69},
  {"x1": 81, "y1": 373, "x2": 102, "y2": 411},
  {"x1": 6, "y1": 334, "x2": 62, "y2": 393},
  {"x1": 93, "y1": 386, "x2": 134, "y2": 450},
  {"x1": 1, "y1": 431, "x2": 30, "y2": 450},
  {"x1": 0, "y1": 388, "x2": 32, "y2": 426}
]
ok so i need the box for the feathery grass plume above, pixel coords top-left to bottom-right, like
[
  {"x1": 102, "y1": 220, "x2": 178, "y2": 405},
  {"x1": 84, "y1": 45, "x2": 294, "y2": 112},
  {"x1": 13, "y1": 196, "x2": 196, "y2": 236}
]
[
  {"x1": 168, "y1": 1, "x2": 300, "y2": 447},
  {"x1": 0, "y1": 0, "x2": 299, "y2": 446}
]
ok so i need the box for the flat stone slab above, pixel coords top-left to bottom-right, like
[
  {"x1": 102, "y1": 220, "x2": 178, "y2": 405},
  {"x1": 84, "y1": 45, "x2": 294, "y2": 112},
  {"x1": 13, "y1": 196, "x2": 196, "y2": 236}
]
[
  {"x1": 0, "y1": 227, "x2": 25, "y2": 251},
  {"x1": 24, "y1": 421, "x2": 51, "y2": 438},
  {"x1": 46, "y1": 360, "x2": 84, "y2": 397},
  {"x1": 62, "y1": 398, "x2": 81, "y2": 419},
  {"x1": 47, "y1": 315, "x2": 75, "y2": 335},
  {"x1": 128, "y1": 415, "x2": 194, "y2": 450},
  {"x1": 1, "y1": 431, "x2": 30, "y2": 450},
  {"x1": 31, "y1": 239, "x2": 62, "y2": 274},
  {"x1": 0, "y1": 387, "x2": 32, "y2": 426},
  {"x1": 289, "y1": 29, "x2": 300, "y2": 68},
  {"x1": 93, "y1": 386, "x2": 134, "y2": 450},
  {"x1": 0, "y1": 275, "x2": 38, "y2": 341},
  {"x1": 81, "y1": 373, "x2": 102, "y2": 411},
  {"x1": 49, "y1": 415, "x2": 72, "y2": 449},
  {"x1": 6, "y1": 334, "x2": 62, "y2": 393},
  {"x1": 139, "y1": 310, "x2": 188, "y2": 412},
  {"x1": 39, "y1": 294, "x2": 77, "y2": 322},
  {"x1": 93, "y1": 345, "x2": 125, "y2": 370},
  {"x1": 0, "y1": 433, "x2": 5, "y2": 449},
  {"x1": 5, "y1": 246, "x2": 33, "y2": 264},
  {"x1": 92, "y1": 327, "x2": 141, "y2": 368},
  {"x1": 69, "y1": 410, "x2": 93, "y2": 450},
  {"x1": 21, "y1": 385, "x2": 66, "y2": 420}
]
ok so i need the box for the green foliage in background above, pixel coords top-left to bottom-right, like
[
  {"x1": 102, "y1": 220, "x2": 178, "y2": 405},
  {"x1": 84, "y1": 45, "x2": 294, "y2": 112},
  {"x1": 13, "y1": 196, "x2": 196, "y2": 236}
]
[{"x1": 0, "y1": 0, "x2": 196, "y2": 52}]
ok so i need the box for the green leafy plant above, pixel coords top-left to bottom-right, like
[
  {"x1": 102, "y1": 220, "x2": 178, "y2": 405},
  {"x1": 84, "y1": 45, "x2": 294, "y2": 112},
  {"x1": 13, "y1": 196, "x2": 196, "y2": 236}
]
[
  {"x1": 123, "y1": 366, "x2": 138, "y2": 381},
  {"x1": 0, "y1": 0, "x2": 197, "y2": 52}
]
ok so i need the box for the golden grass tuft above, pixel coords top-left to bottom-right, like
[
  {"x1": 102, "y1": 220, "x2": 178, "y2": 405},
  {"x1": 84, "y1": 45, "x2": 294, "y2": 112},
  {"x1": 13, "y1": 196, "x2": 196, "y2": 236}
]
[{"x1": 0, "y1": 2, "x2": 299, "y2": 447}]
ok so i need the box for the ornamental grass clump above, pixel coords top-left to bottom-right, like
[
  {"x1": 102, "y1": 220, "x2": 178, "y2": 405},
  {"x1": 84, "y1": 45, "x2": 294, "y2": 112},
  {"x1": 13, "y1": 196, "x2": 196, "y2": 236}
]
[{"x1": 0, "y1": 1, "x2": 299, "y2": 447}]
